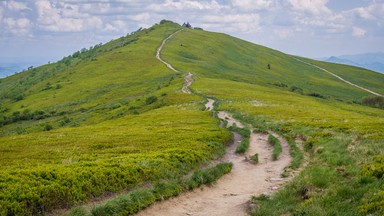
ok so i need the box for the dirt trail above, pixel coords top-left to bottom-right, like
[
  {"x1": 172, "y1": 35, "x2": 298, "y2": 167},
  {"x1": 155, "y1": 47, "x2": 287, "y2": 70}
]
[
  {"x1": 205, "y1": 98, "x2": 215, "y2": 111},
  {"x1": 136, "y1": 109, "x2": 292, "y2": 216},
  {"x1": 156, "y1": 29, "x2": 183, "y2": 73},
  {"x1": 294, "y1": 57, "x2": 383, "y2": 97},
  {"x1": 182, "y1": 72, "x2": 193, "y2": 94},
  {"x1": 142, "y1": 31, "x2": 294, "y2": 215}
]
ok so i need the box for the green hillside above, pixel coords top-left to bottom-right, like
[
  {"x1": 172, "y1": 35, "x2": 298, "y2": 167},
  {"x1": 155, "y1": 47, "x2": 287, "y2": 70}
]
[{"x1": 0, "y1": 20, "x2": 383, "y2": 215}]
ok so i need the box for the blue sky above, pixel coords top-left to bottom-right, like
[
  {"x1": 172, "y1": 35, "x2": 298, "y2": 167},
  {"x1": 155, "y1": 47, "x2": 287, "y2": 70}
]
[{"x1": 0, "y1": 0, "x2": 383, "y2": 65}]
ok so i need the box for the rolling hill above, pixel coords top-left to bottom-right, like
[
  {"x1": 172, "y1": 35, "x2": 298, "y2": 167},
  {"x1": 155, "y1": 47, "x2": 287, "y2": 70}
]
[{"x1": 0, "y1": 20, "x2": 383, "y2": 216}]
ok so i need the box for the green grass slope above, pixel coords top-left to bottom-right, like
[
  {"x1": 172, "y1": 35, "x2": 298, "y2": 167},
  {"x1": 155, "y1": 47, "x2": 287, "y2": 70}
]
[
  {"x1": 1, "y1": 20, "x2": 384, "y2": 215},
  {"x1": 0, "y1": 21, "x2": 231, "y2": 215},
  {"x1": 160, "y1": 27, "x2": 384, "y2": 215},
  {"x1": 162, "y1": 28, "x2": 384, "y2": 102},
  {"x1": 0, "y1": 21, "x2": 187, "y2": 135}
]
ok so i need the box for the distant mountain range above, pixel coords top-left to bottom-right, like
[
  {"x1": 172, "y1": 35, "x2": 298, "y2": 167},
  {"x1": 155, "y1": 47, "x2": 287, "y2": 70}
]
[
  {"x1": 323, "y1": 52, "x2": 384, "y2": 74},
  {"x1": 0, "y1": 58, "x2": 48, "y2": 78},
  {"x1": 0, "y1": 64, "x2": 25, "y2": 78}
]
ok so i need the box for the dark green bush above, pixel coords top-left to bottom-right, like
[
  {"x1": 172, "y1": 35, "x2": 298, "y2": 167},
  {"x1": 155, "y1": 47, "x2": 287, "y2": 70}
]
[
  {"x1": 145, "y1": 96, "x2": 158, "y2": 105},
  {"x1": 362, "y1": 95, "x2": 384, "y2": 109},
  {"x1": 250, "y1": 153, "x2": 259, "y2": 164},
  {"x1": 290, "y1": 86, "x2": 303, "y2": 94},
  {"x1": 44, "y1": 124, "x2": 53, "y2": 131},
  {"x1": 307, "y1": 92, "x2": 325, "y2": 99}
]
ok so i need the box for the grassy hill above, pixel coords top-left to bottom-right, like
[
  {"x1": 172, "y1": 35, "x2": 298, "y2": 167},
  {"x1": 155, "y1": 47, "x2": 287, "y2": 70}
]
[{"x1": 0, "y1": 20, "x2": 383, "y2": 215}]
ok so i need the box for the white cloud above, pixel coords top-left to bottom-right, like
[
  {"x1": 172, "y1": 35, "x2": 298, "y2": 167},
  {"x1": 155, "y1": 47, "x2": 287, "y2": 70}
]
[
  {"x1": 148, "y1": 0, "x2": 222, "y2": 12},
  {"x1": 231, "y1": 0, "x2": 276, "y2": 11},
  {"x1": 35, "y1": 0, "x2": 103, "y2": 32},
  {"x1": 129, "y1": 12, "x2": 151, "y2": 22},
  {"x1": 289, "y1": 0, "x2": 331, "y2": 15},
  {"x1": 3, "y1": 17, "x2": 31, "y2": 34},
  {"x1": 352, "y1": 26, "x2": 366, "y2": 37},
  {"x1": 354, "y1": 7, "x2": 375, "y2": 20},
  {"x1": 0, "y1": 6, "x2": 3, "y2": 22},
  {"x1": 201, "y1": 13, "x2": 261, "y2": 33},
  {"x1": 104, "y1": 20, "x2": 126, "y2": 32},
  {"x1": 6, "y1": 0, "x2": 29, "y2": 11}
]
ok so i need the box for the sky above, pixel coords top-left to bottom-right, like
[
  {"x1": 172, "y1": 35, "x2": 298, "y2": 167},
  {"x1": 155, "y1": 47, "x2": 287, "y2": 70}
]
[{"x1": 0, "y1": 0, "x2": 383, "y2": 66}]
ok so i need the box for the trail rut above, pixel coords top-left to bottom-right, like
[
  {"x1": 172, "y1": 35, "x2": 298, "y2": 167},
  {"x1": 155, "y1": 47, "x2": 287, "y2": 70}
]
[
  {"x1": 182, "y1": 72, "x2": 193, "y2": 94},
  {"x1": 136, "y1": 109, "x2": 292, "y2": 216}
]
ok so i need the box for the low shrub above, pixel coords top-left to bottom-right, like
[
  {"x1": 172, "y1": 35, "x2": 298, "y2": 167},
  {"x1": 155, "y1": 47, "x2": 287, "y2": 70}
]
[
  {"x1": 307, "y1": 92, "x2": 326, "y2": 99},
  {"x1": 361, "y1": 155, "x2": 384, "y2": 179},
  {"x1": 71, "y1": 162, "x2": 233, "y2": 216},
  {"x1": 228, "y1": 126, "x2": 251, "y2": 154},
  {"x1": 152, "y1": 181, "x2": 183, "y2": 201},
  {"x1": 250, "y1": 153, "x2": 259, "y2": 164},
  {"x1": 91, "y1": 189, "x2": 155, "y2": 216},
  {"x1": 362, "y1": 95, "x2": 384, "y2": 109},
  {"x1": 64, "y1": 207, "x2": 89, "y2": 216},
  {"x1": 187, "y1": 162, "x2": 233, "y2": 190},
  {"x1": 145, "y1": 96, "x2": 158, "y2": 105},
  {"x1": 44, "y1": 124, "x2": 53, "y2": 131}
]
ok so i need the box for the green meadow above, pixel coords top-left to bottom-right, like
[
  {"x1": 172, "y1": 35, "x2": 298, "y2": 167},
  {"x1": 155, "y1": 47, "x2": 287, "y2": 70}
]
[
  {"x1": 1, "y1": 20, "x2": 384, "y2": 215},
  {"x1": 162, "y1": 26, "x2": 384, "y2": 215}
]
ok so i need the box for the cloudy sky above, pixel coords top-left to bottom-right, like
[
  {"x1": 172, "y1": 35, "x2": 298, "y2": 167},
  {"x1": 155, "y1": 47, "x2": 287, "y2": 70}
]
[{"x1": 0, "y1": 0, "x2": 383, "y2": 65}]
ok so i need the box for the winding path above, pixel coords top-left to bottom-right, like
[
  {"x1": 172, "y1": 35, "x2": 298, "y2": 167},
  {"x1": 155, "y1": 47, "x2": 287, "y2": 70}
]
[
  {"x1": 156, "y1": 29, "x2": 194, "y2": 94},
  {"x1": 156, "y1": 30, "x2": 183, "y2": 73},
  {"x1": 294, "y1": 57, "x2": 383, "y2": 97},
  {"x1": 137, "y1": 30, "x2": 294, "y2": 216},
  {"x1": 182, "y1": 72, "x2": 193, "y2": 94},
  {"x1": 136, "y1": 108, "x2": 292, "y2": 216}
]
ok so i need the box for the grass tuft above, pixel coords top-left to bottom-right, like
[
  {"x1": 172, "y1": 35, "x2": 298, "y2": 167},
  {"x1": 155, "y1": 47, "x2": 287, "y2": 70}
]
[{"x1": 268, "y1": 134, "x2": 282, "y2": 160}]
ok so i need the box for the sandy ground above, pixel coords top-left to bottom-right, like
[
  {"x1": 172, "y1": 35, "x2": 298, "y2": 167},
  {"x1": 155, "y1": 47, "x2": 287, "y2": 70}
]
[{"x1": 136, "y1": 109, "x2": 292, "y2": 216}]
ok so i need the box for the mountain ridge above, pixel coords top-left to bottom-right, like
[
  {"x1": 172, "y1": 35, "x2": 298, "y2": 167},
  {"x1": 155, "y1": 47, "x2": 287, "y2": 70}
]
[
  {"x1": 324, "y1": 52, "x2": 384, "y2": 74},
  {"x1": 1, "y1": 20, "x2": 384, "y2": 215}
]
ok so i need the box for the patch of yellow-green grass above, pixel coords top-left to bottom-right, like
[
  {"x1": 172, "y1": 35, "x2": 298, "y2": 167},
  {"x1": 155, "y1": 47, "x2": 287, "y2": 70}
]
[
  {"x1": 192, "y1": 77, "x2": 384, "y2": 215},
  {"x1": 0, "y1": 103, "x2": 231, "y2": 215}
]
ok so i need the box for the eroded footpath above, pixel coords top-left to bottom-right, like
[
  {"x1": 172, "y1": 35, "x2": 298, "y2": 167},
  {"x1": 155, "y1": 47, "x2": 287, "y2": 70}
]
[{"x1": 136, "y1": 100, "x2": 292, "y2": 216}]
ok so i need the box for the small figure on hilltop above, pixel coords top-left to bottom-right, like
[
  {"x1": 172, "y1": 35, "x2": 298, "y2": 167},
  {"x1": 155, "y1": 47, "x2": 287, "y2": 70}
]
[{"x1": 182, "y1": 22, "x2": 192, "y2": 28}]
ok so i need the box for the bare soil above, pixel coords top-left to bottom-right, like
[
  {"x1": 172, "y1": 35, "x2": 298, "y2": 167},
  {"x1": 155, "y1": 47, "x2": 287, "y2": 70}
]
[
  {"x1": 156, "y1": 29, "x2": 182, "y2": 73},
  {"x1": 182, "y1": 72, "x2": 193, "y2": 94},
  {"x1": 205, "y1": 98, "x2": 215, "y2": 111}
]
